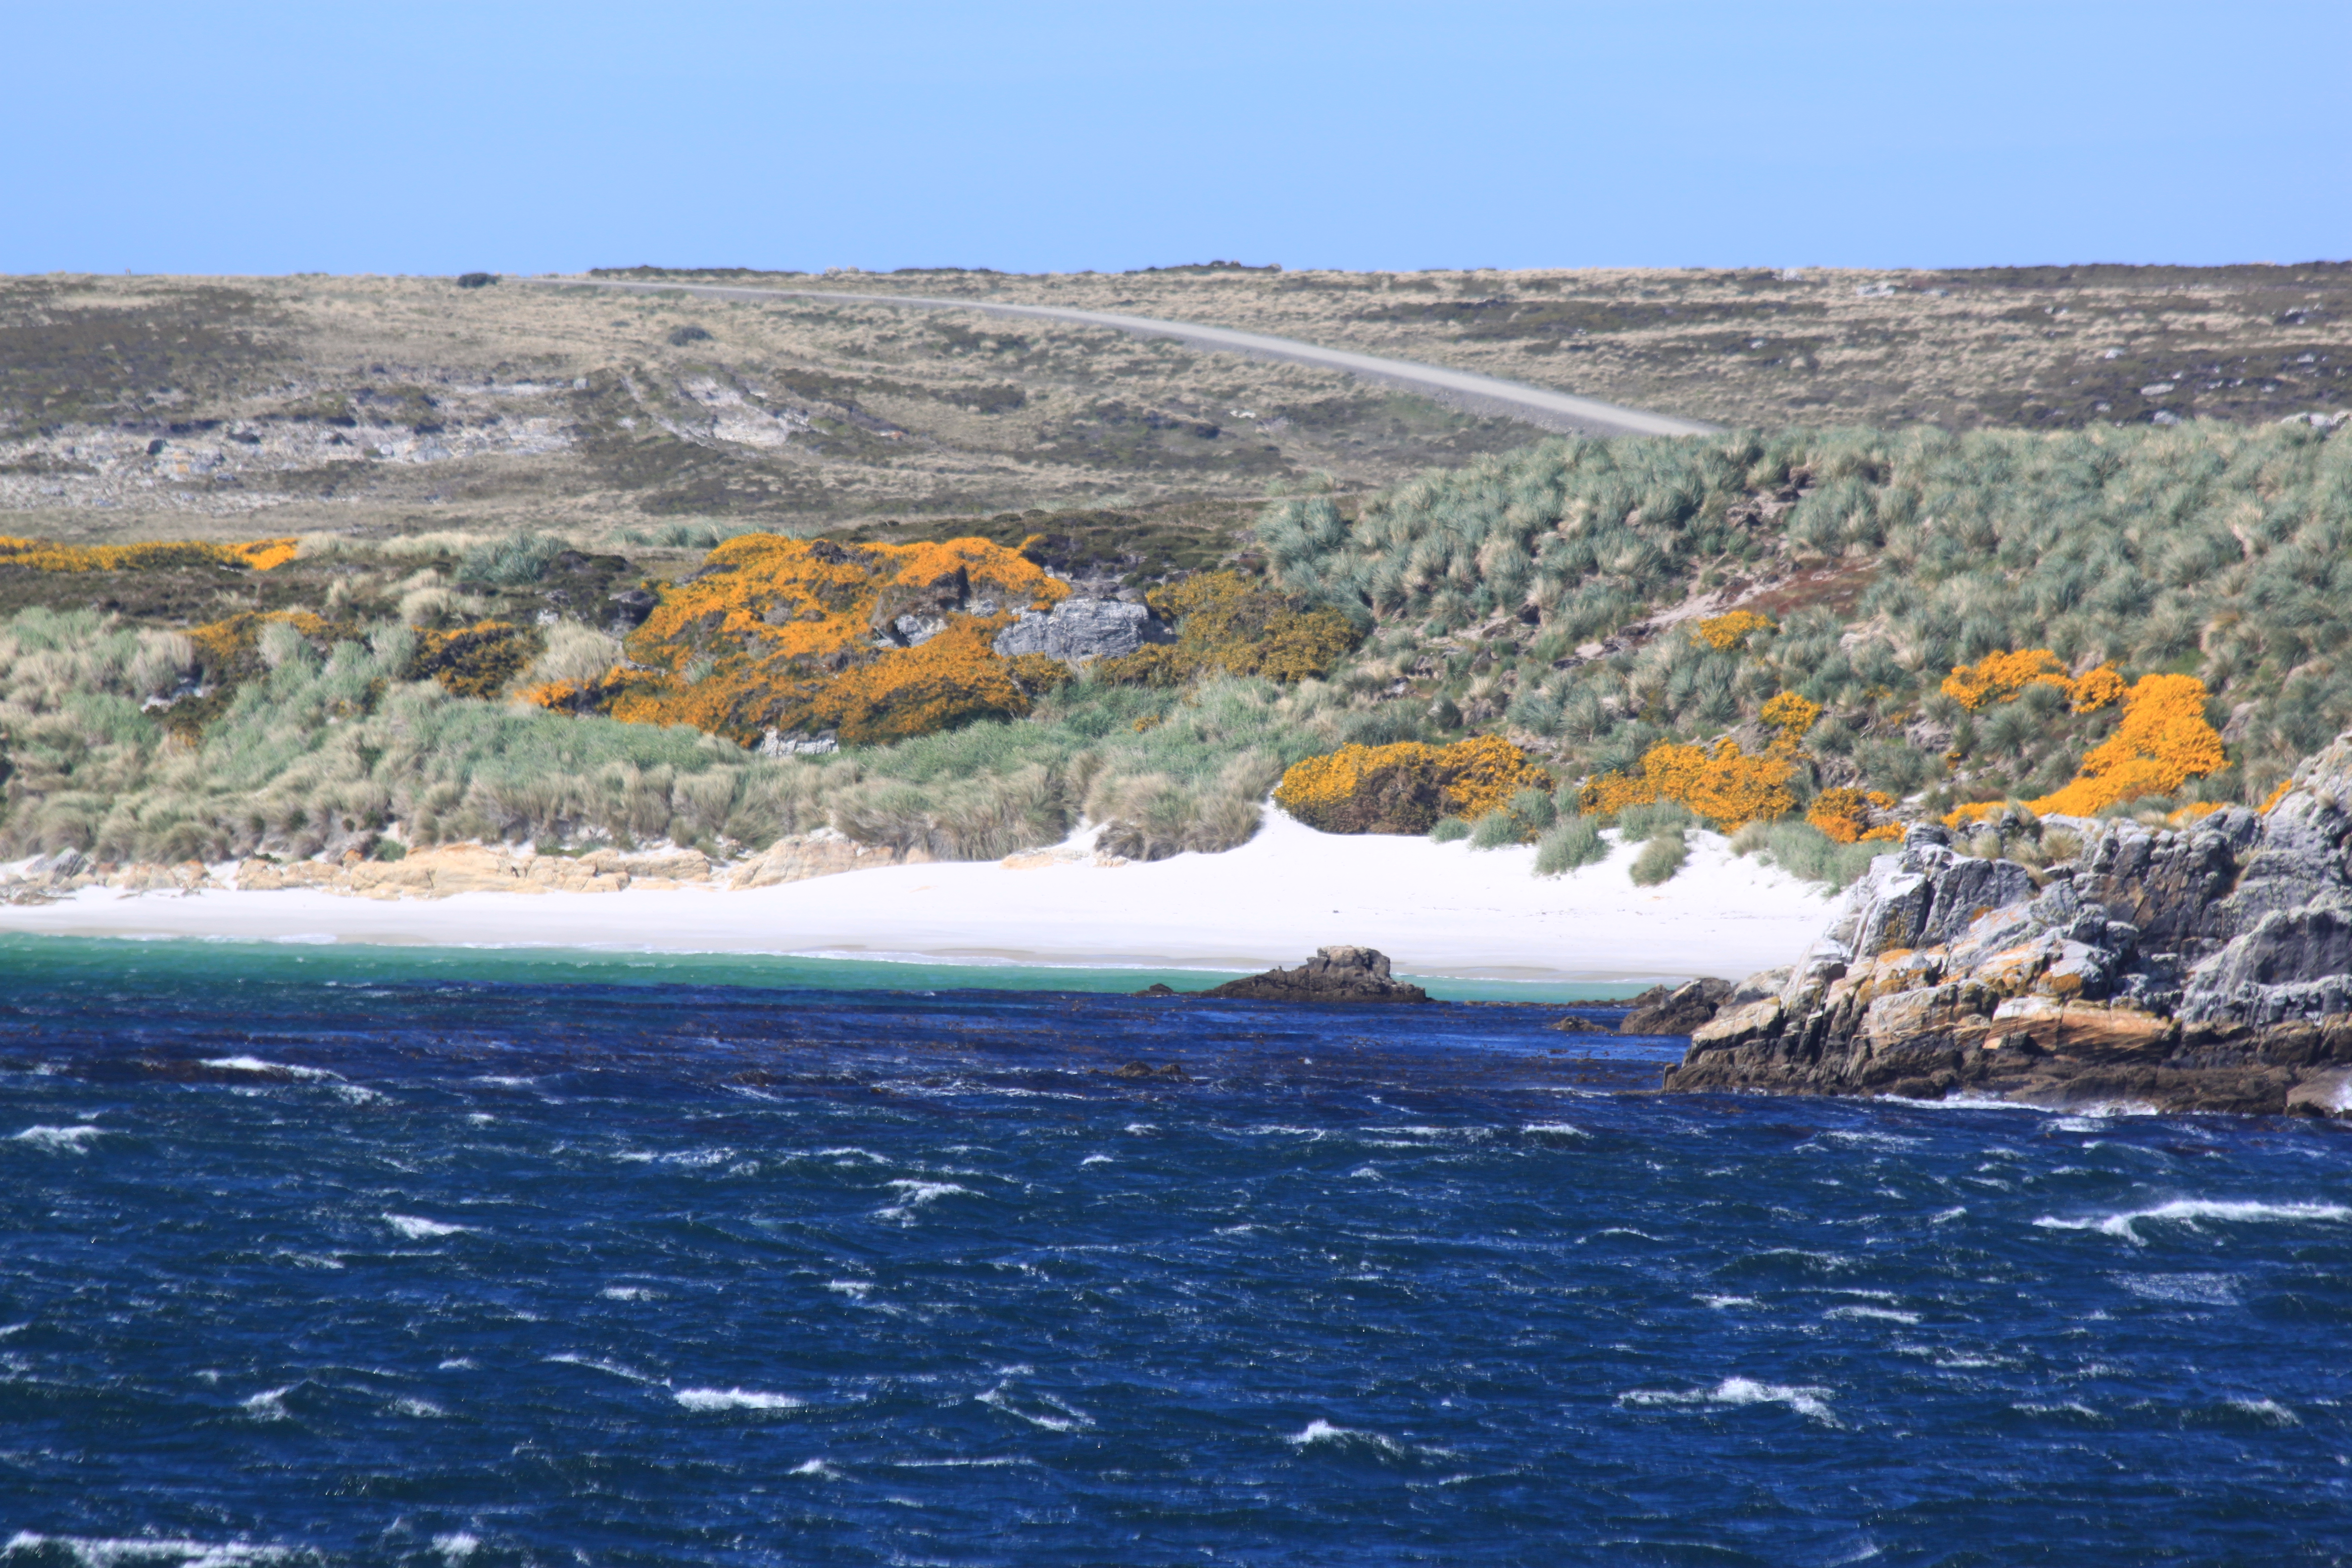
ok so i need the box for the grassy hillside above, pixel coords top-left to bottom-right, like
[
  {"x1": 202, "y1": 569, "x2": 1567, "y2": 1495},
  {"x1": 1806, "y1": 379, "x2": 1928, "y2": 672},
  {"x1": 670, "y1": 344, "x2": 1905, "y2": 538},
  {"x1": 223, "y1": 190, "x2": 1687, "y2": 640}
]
[{"x1": 1, "y1": 418, "x2": 2345, "y2": 883}]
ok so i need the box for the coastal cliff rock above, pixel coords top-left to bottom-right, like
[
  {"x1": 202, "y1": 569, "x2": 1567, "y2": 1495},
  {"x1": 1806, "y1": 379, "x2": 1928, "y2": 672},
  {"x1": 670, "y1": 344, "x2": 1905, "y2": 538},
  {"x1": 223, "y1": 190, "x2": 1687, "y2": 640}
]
[
  {"x1": 1668, "y1": 730, "x2": 2352, "y2": 1115},
  {"x1": 1198, "y1": 946, "x2": 1429, "y2": 1004},
  {"x1": 1619, "y1": 978, "x2": 1734, "y2": 1035}
]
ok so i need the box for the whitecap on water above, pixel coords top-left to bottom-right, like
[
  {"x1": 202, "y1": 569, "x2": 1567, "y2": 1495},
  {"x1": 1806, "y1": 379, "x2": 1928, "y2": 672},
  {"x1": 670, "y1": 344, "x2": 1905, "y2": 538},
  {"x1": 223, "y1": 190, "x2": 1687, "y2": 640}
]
[
  {"x1": 2225, "y1": 1397, "x2": 2299, "y2": 1424},
  {"x1": 2114, "y1": 1271, "x2": 2239, "y2": 1304},
  {"x1": 240, "y1": 1385, "x2": 294, "y2": 1421},
  {"x1": 1079, "y1": 1154, "x2": 1113, "y2": 1167},
  {"x1": 978, "y1": 1383, "x2": 1093, "y2": 1432},
  {"x1": 790, "y1": 1459, "x2": 842, "y2": 1478},
  {"x1": 390, "y1": 1397, "x2": 445, "y2": 1419},
  {"x1": 2035, "y1": 1198, "x2": 2352, "y2": 1242},
  {"x1": 384, "y1": 1213, "x2": 471, "y2": 1240},
  {"x1": 1823, "y1": 1305, "x2": 1921, "y2": 1324},
  {"x1": 431, "y1": 1533, "x2": 480, "y2": 1565},
  {"x1": 1619, "y1": 1377, "x2": 1840, "y2": 1426},
  {"x1": 825, "y1": 1280, "x2": 873, "y2": 1299},
  {"x1": 1521, "y1": 1122, "x2": 1589, "y2": 1138},
  {"x1": 674, "y1": 1387, "x2": 803, "y2": 1412},
  {"x1": 543, "y1": 1353, "x2": 659, "y2": 1384},
  {"x1": 10, "y1": 1124, "x2": 103, "y2": 1153},
  {"x1": 1284, "y1": 1418, "x2": 1410, "y2": 1456},
  {"x1": 600, "y1": 1285, "x2": 656, "y2": 1302},
  {"x1": 876, "y1": 1179, "x2": 973, "y2": 1220},
  {"x1": 201, "y1": 1056, "x2": 333, "y2": 1079},
  {"x1": 1700, "y1": 1295, "x2": 1759, "y2": 1309}
]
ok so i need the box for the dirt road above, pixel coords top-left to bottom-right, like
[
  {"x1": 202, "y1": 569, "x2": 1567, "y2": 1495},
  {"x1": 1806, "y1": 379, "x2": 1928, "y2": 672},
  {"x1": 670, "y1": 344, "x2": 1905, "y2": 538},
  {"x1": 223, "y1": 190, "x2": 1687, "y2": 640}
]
[{"x1": 527, "y1": 276, "x2": 1720, "y2": 440}]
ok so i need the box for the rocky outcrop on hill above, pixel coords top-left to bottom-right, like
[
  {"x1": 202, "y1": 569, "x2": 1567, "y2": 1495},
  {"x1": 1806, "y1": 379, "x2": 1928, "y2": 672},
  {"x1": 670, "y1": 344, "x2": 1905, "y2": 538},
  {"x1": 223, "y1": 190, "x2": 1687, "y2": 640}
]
[
  {"x1": 1669, "y1": 730, "x2": 2352, "y2": 1116},
  {"x1": 1197, "y1": 946, "x2": 1429, "y2": 1004},
  {"x1": 992, "y1": 597, "x2": 1170, "y2": 664}
]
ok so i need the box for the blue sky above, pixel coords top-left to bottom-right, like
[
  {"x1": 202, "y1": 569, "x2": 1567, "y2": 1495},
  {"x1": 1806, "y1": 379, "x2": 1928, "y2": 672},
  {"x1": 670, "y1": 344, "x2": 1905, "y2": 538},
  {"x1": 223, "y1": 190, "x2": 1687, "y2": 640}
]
[{"x1": 6, "y1": 1, "x2": 2344, "y2": 276}]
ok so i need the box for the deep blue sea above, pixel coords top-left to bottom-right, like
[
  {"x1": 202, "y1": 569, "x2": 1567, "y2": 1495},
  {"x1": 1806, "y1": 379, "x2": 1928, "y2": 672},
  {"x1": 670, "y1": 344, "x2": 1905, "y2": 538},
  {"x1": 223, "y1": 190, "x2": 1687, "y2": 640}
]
[{"x1": 4, "y1": 933, "x2": 2351, "y2": 1566}]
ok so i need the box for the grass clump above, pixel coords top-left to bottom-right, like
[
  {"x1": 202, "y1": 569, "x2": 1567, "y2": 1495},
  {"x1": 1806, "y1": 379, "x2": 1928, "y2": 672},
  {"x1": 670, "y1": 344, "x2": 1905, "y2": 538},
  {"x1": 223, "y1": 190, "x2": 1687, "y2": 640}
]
[
  {"x1": 1429, "y1": 815, "x2": 1471, "y2": 843},
  {"x1": 1629, "y1": 827, "x2": 1689, "y2": 886},
  {"x1": 1533, "y1": 814, "x2": 1607, "y2": 876},
  {"x1": 1729, "y1": 819, "x2": 1886, "y2": 888}
]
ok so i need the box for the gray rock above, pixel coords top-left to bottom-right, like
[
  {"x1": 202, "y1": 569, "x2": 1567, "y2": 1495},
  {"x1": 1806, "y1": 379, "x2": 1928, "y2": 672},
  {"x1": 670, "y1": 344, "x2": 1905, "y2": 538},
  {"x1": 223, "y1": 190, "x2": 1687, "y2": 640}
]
[
  {"x1": 1620, "y1": 977, "x2": 1734, "y2": 1035},
  {"x1": 992, "y1": 598, "x2": 1171, "y2": 664},
  {"x1": 1669, "y1": 734, "x2": 2352, "y2": 1114},
  {"x1": 1198, "y1": 945, "x2": 1428, "y2": 1004}
]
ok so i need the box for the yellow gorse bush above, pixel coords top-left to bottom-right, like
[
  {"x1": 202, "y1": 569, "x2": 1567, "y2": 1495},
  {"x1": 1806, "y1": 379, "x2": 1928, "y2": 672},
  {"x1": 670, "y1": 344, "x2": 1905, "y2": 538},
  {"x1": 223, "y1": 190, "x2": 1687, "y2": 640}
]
[
  {"x1": 1948, "y1": 672, "x2": 2227, "y2": 824},
  {"x1": 1274, "y1": 735, "x2": 1549, "y2": 834},
  {"x1": 1807, "y1": 786, "x2": 1904, "y2": 844},
  {"x1": 1760, "y1": 690, "x2": 1821, "y2": 746},
  {"x1": 1579, "y1": 738, "x2": 1797, "y2": 832},
  {"x1": 1578, "y1": 688, "x2": 1827, "y2": 833},
  {"x1": 0, "y1": 536, "x2": 298, "y2": 573},
  {"x1": 1942, "y1": 649, "x2": 2125, "y2": 714},
  {"x1": 592, "y1": 534, "x2": 1068, "y2": 743},
  {"x1": 1692, "y1": 609, "x2": 1774, "y2": 651}
]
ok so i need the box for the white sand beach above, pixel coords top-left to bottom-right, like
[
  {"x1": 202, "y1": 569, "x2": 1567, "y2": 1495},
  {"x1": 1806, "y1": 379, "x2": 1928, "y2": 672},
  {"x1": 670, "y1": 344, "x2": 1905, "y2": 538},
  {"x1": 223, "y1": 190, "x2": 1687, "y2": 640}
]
[{"x1": 0, "y1": 813, "x2": 1843, "y2": 983}]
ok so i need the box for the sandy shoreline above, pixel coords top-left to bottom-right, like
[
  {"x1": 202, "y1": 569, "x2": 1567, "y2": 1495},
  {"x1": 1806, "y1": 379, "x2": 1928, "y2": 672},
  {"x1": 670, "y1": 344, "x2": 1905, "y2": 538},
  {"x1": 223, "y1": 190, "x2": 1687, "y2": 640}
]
[{"x1": 0, "y1": 815, "x2": 1841, "y2": 983}]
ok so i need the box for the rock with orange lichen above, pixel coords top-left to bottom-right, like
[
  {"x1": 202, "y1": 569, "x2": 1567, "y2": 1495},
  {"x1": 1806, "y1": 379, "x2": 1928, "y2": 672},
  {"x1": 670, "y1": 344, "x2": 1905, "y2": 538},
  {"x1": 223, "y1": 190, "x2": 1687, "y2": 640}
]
[
  {"x1": 1668, "y1": 733, "x2": 2352, "y2": 1115},
  {"x1": 543, "y1": 533, "x2": 1072, "y2": 744}
]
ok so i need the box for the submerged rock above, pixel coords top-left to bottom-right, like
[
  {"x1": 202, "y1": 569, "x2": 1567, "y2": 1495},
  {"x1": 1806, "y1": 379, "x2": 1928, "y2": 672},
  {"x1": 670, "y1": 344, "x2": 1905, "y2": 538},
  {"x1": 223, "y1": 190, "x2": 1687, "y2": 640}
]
[
  {"x1": 1667, "y1": 730, "x2": 2352, "y2": 1115},
  {"x1": 1199, "y1": 946, "x2": 1429, "y2": 1004}
]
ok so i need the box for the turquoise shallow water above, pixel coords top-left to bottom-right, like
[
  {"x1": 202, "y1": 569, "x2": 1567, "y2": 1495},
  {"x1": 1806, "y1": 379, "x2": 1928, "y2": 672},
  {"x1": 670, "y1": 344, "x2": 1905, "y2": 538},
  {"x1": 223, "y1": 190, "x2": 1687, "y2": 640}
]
[
  {"x1": 4, "y1": 934, "x2": 2350, "y2": 1565},
  {"x1": 0, "y1": 932, "x2": 1657, "y2": 1003}
]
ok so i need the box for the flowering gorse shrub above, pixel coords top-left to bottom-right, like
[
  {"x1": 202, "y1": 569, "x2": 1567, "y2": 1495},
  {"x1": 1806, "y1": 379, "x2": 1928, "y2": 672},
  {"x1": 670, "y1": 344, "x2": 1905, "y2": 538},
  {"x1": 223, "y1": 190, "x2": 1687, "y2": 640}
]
[
  {"x1": 1274, "y1": 735, "x2": 1549, "y2": 835},
  {"x1": 1949, "y1": 672, "x2": 2227, "y2": 823},
  {"x1": 1692, "y1": 610, "x2": 1773, "y2": 651},
  {"x1": 0, "y1": 536, "x2": 297, "y2": 573}
]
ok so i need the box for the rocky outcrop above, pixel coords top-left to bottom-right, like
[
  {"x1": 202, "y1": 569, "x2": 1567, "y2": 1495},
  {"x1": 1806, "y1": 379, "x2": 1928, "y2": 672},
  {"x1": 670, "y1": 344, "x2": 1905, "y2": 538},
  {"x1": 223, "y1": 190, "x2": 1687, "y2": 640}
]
[
  {"x1": 992, "y1": 597, "x2": 1170, "y2": 664},
  {"x1": 1198, "y1": 946, "x2": 1429, "y2": 1004},
  {"x1": 1669, "y1": 730, "x2": 2352, "y2": 1115},
  {"x1": 727, "y1": 830, "x2": 925, "y2": 889},
  {"x1": 1619, "y1": 977, "x2": 1734, "y2": 1035}
]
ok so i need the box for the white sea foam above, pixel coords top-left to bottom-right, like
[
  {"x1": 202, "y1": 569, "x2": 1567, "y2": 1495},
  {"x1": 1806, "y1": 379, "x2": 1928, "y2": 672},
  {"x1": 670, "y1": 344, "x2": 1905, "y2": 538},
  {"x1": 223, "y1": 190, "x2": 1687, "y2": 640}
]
[
  {"x1": 201, "y1": 1056, "x2": 332, "y2": 1079},
  {"x1": 674, "y1": 1386, "x2": 803, "y2": 1412},
  {"x1": 1521, "y1": 1122, "x2": 1589, "y2": 1137},
  {"x1": 2014, "y1": 1400, "x2": 2104, "y2": 1419},
  {"x1": 240, "y1": 1385, "x2": 293, "y2": 1421},
  {"x1": 0, "y1": 1534, "x2": 302, "y2": 1567},
  {"x1": 2115, "y1": 1272, "x2": 2239, "y2": 1304},
  {"x1": 825, "y1": 1280, "x2": 873, "y2": 1299},
  {"x1": 2226, "y1": 1397, "x2": 2299, "y2": 1424},
  {"x1": 10, "y1": 1124, "x2": 103, "y2": 1152},
  {"x1": 2035, "y1": 1198, "x2": 2352, "y2": 1242},
  {"x1": 1700, "y1": 1295, "x2": 1759, "y2": 1309},
  {"x1": 384, "y1": 1213, "x2": 470, "y2": 1240},
  {"x1": 544, "y1": 1353, "x2": 658, "y2": 1383},
  {"x1": 391, "y1": 1397, "x2": 445, "y2": 1418},
  {"x1": 790, "y1": 1459, "x2": 841, "y2": 1478},
  {"x1": 600, "y1": 1285, "x2": 655, "y2": 1301},
  {"x1": 978, "y1": 1383, "x2": 1093, "y2": 1432},
  {"x1": 876, "y1": 1179, "x2": 973, "y2": 1220},
  {"x1": 1285, "y1": 1418, "x2": 1410, "y2": 1456},
  {"x1": 1620, "y1": 1377, "x2": 1840, "y2": 1426},
  {"x1": 1824, "y1": 1306, "x2": 1921, "y2": 1324},
  {"x1": 1079, "y1": 1154, "x2": 1113, "y2": 1167},
  {"x1": 430, "y1": 1533, "x2": 480, "y2": 1565}
]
